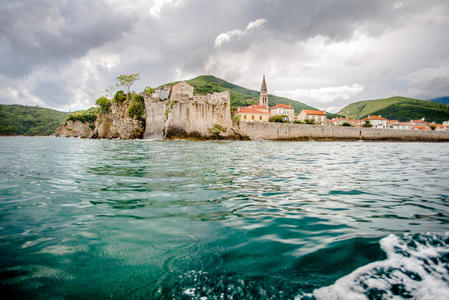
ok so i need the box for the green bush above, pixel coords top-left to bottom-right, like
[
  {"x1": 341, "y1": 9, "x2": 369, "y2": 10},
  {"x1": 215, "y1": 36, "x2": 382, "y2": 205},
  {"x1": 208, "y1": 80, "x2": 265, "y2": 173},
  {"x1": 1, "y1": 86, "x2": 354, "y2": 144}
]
[
  {"x1": 304, "y1": 119, "x2": 315, "y2": 124},
  {"x1": 95, "y1": 96, "x2": 111, "y2": 113},
  {"x1": 269, "y1": 115, "x2": 289, "y2": 123},
  {"x1": 128, "y1": 94, "x2": 145, "y2": 121},
  {"x1": 65, "y1": 107, "x2": 99, "y2": 124},
  {"x1": 342, "y1": 122, "x2": 352, "y2": 127},
  {"x1": 362, "y1": 120, "x2": 372, "y2": 128},
  {"x1": 113, "y1": 90, "x2": 127, "y2": 103},
  {"x1": 293, "y1": 120, "x2": 303, "y2": 124},
  {"x1": 143, "y1": 86, "x2": 154, "y2": 94},
  {"x1": 208, "y1": 124, "x2": 225, "y2": 135},
  {"x1": 232, "y1": 114, "x2": 241, "y2": 122}
]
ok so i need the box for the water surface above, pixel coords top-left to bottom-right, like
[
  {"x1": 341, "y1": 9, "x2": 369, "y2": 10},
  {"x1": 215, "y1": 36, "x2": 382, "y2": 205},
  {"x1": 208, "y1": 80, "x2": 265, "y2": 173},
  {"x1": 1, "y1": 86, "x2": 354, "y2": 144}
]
[{"x1": 0, "y1": 137, "x2": 448, "y2": 299}]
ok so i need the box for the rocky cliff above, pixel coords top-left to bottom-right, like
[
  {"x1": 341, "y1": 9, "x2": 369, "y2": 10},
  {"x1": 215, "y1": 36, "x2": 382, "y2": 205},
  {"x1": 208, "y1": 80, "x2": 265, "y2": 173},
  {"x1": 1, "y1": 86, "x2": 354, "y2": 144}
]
[
  {"x1": 55, "y1": 102, "x2": 144, "y2": 139},
  {"x1": 54, "y1": 120, "x2": 96, "y2": 138},
  {"x1": 96, "y1": 102, "x2": 144, "y2": 139}
]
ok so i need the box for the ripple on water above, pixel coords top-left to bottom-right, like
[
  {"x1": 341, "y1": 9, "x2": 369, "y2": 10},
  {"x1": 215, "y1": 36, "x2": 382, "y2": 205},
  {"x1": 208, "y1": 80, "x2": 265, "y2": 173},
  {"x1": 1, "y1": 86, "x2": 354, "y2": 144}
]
[{"x1": 0, "y1": 138, "x2": 448, "y2": 298}]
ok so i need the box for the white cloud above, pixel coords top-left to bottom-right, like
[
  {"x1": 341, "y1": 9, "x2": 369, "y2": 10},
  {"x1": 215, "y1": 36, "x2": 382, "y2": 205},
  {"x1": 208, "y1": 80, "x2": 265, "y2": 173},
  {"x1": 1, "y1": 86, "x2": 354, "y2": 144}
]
[
  {"x1": 275, "y1": 84, "x2": 365, "y2": 112},
  {"x1": 0, "y1": 86, "x2": 44, "y2": 107},
  {"x1": 149, "y1": 0, "x2": 187, "y2": 18},
  {"x1": 214, "y1": 18, "x2": 267, "y2": 47}
]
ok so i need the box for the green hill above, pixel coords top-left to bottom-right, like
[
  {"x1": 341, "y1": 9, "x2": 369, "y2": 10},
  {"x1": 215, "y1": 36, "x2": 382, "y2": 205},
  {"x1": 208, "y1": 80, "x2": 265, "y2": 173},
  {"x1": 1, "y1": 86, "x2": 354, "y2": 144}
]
[
  {"x1": 0, "y1": 104, "x2": 67, "y2": 136},
  {"x1": 160, "y1": 75, "x2": 317, "y2": 112},
  {"x1": 338, "y1": 96, "x2": 449, "y2": 122}
]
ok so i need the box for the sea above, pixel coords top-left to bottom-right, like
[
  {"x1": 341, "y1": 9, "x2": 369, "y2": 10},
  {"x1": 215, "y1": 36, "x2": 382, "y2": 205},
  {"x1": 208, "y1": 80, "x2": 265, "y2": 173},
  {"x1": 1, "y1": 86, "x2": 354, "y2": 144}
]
[{"x1": 0, "y1": 136, "x2": 448, "y2": 299}]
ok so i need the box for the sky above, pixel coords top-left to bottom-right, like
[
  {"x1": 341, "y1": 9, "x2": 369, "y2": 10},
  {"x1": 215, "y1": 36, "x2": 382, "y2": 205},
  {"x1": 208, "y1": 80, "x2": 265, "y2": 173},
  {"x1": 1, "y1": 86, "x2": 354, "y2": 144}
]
[{"x1": 1, "y1": 0, "x2": 449, "y2": 113}]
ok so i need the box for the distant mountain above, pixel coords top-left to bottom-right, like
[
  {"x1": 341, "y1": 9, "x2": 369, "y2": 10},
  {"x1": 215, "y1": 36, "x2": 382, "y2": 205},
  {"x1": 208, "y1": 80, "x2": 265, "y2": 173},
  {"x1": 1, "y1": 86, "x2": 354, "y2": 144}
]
[
  {"x1": 0, "y1": 104, "x2": 67, "y2": 136},
  {"x1": 338, "y1": 96, "x2": 449, "y2": 122},
  {"x1": 161, "y1": 75, "x2": 317, "y2": 112},
  {"x1": 429, "y1": 96, "x2": 449, "y2": 105}
]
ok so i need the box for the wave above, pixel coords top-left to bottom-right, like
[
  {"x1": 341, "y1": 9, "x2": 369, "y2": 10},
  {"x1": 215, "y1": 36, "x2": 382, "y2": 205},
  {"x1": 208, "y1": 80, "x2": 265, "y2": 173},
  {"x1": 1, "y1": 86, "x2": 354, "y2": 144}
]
[{"x1": 312, "y1": 232, "x2": 449, "y2": 300}]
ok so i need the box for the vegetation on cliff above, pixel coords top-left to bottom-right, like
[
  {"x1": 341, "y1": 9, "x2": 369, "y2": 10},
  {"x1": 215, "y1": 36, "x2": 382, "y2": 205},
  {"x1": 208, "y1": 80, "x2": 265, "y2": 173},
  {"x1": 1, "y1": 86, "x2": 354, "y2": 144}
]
[
  {"x1": 113, "y1": 90, "x2": 127, "y2": 103},
  {"x1": 95, "y1": 97, "x2": 112, "y2": 113},
  {"x1": 128, "y1": 94, "x2": 145, "y2": 121},
  {"x1": 65, "y1": 107, "x2": 100, "y2": 124},
  {"x1": 0, "y1": 104, "x2": 67, "y2": 136},
  {"x1": 338, "y1": 96, "x2": 449, "y2": 122}
]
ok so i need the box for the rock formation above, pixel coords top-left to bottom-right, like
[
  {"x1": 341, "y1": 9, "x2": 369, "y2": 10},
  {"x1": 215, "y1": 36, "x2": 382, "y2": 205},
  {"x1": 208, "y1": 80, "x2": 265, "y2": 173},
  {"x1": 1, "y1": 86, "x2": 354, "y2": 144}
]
[
  {"x1": 96, "y1": 102, "x2": 144, "y2": 139},
  {"x1": 55, "y1": 82, "x2": 234, "y2": 140},
  {"x1": 54, "y1": 120, "x2": 96, "y2": 138},
  {"x1": 55, "y1": 101, "x2": 144, "y2": 139}
]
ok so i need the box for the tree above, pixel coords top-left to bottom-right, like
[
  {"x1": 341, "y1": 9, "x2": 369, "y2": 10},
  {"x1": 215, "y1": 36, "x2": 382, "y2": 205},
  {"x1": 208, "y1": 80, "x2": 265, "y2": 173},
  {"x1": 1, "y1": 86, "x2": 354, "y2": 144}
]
[
  {"x1": 269, "y1": 115, "x2": 289, "y2": 123},
  {"x1": 128, "y1": 94, "x2": 145, "y2": 121},
  {"x1": 342, "y1": 122, "x2": 352, "y2": 127},
  {"x1": 113, "y1": 90, "x2": 127, "y2": 103},
  {"x1": 143, "y1": 86, "x2": 155, "y2": 94},
  {"x1": 116, "y1": 73, "x2": 140, "y2": 94},
  {"x1": 95, "y1": 97, "x2": 111, "y2": 113},
  {"x1": 232, "y1": 114, "x2": 241, "y2": 122}
]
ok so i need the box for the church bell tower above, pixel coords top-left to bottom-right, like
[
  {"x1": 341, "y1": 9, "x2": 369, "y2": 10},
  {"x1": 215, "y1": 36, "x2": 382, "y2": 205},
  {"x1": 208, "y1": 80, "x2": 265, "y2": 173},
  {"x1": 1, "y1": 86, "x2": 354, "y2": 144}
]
[{"x1": 259, "y1": 75, "x2": 268, "y2": 108}]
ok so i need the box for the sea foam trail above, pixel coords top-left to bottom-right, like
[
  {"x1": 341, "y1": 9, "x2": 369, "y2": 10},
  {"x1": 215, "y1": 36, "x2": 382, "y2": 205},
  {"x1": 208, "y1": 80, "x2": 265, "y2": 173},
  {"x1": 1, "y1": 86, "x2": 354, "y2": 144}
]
[{"x1": 312, "y1": 233, "x2": 449, "y2": 300}]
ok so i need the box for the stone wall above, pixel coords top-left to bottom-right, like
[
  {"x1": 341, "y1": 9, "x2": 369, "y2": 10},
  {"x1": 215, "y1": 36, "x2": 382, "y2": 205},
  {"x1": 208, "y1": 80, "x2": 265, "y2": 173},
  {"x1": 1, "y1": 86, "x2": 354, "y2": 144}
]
[
  {"x1": 235, "y1": 122, "x2": 449, "y2": 141},
  {"x1": 144, "y1": 91, "x2": 234, "y2": 139}
]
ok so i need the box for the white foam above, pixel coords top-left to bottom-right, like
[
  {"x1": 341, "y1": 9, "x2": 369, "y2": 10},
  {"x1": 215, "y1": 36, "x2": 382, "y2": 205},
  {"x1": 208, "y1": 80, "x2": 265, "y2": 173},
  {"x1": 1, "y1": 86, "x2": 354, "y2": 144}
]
[{"x1": 312, "y1": 233, "x2": 449, "y2": 300}]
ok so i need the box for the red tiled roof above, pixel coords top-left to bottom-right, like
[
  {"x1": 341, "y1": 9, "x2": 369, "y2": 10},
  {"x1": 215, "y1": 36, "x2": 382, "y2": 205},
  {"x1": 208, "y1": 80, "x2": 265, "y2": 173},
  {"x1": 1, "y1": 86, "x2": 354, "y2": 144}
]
[
  {"x1": 362, "y1": 115, "x2": 387, "y2": 120},
  {"x1": 238, "y1": 107, "x2": 269, "y2": 114},
  {"x1": 249, "y1": 104, "x2": 268, "y2": 110},
  {"x1": 413, "y1": 126, "x2": 430, "y2": 130},
  {"x1": 272, "y1": 104, "x2": 292, "y2": 109},
  {"x1": 410, "y1": 120, "x2": 427, "y2": 123},
  {"x1": 301, "y1": 110, "x2": 326, "y2": 115}
]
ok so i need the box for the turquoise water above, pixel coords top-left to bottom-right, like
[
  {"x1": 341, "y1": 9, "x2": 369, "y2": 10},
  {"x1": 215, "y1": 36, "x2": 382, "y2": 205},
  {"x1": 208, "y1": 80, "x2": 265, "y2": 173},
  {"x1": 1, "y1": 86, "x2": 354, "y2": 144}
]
[{"x1": 0, "y1": 137, "x2": 448, "y2": 299}]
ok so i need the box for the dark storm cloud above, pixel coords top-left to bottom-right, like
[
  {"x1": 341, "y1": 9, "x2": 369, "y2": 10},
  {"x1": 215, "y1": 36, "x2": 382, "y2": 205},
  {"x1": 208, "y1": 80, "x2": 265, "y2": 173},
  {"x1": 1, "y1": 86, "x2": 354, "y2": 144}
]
[
  {"x1": 0, "y1": 0, "x2": 136, "y2": 77},
  {"x1": 0, "y1": 0, "x2": 448, "y2": 110}
]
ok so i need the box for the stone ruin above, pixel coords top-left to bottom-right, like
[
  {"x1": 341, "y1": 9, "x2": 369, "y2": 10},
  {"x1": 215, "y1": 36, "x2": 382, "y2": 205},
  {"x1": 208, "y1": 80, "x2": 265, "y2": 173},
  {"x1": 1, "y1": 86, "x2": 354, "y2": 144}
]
[{"x1": 144, "y1": 81, "x2": 234, "y2": 139}]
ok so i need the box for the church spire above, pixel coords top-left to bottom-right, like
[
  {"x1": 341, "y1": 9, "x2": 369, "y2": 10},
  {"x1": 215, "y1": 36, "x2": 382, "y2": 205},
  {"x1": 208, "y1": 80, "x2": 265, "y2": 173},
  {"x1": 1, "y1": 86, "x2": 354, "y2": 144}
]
[
  {"x1": 259, "y1": 75, "x2": 268, "y2": 107},
  {"x1": 260, "y1": 74, "x2": 267, "y2": 92}
]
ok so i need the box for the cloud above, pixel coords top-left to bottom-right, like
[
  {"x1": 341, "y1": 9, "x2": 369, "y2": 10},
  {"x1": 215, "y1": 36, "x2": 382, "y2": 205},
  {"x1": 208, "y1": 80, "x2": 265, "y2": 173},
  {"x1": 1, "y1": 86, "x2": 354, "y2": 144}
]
[
  {"x1": 275, "y1": 84, "x2": 365, "y2": 112},
  {"x1": 149, "y1": 0, "x2": 187, "y2": 18},
  {"x1": 1, "y1": 0, "x2": 449, "y2": 112},
  {"x1": 0, "y1": 0, "x2": 135, "y2": 78},
  {"x1": 214, "y1": 18, "x2": 267, "y2": 47},
  {"x1": 404, "y1": 63, "x2": 449, "y2": 99}
]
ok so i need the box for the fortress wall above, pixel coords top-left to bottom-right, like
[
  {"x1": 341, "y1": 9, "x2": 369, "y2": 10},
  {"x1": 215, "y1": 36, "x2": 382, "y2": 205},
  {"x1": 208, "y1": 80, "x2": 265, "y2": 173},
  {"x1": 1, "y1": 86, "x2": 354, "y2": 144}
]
[
  {"x1": 235, "y1": 122, "x2": 449, "y2": 141},
  {"x1": 360, "y1": 127, "x2": 449, "y2": 141},
  {"x1": 144, "y1": 101, "x2": 167, "y2": 139},
  {"x1": 144, "y1": 91, "x2": 233, "y2": 139}
]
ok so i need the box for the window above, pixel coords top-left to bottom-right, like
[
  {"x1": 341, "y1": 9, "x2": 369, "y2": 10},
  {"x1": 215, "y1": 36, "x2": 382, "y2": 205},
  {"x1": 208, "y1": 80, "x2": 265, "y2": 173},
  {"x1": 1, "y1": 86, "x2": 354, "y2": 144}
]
[
  {"x1": 259, "y1": 116, "x2": 262, "y2": 120},
  {"x1": 252, "y1": 115, "x2": 255, "y2": 120},
  {"x1": 244, "y1": 115, "x2": 247, "y2": 120}
]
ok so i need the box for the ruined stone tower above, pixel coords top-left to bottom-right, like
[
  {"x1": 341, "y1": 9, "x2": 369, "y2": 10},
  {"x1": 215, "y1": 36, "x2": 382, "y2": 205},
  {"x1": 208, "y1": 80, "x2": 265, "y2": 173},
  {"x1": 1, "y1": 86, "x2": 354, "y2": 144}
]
[{"x1": 259, "y1": 75, "x2": 268, "y2": 107}]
